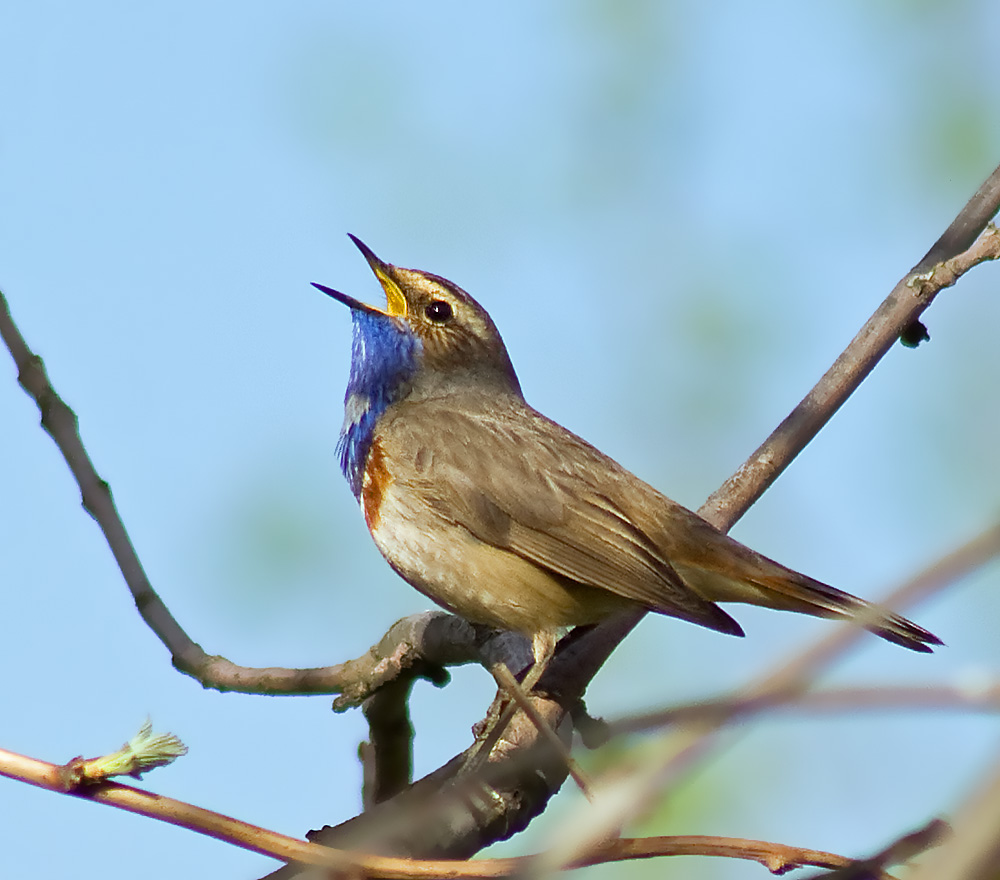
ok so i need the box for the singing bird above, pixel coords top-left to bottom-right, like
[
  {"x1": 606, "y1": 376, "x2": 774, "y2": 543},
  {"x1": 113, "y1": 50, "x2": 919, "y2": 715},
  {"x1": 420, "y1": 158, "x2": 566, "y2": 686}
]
[{"x1": 315, "y1": 237, "x2": 939, "y2": 681}]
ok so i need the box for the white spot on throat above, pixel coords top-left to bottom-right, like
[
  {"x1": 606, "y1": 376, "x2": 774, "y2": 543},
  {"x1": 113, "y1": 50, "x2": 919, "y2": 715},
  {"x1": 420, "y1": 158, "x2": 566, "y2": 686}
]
[{"x1": 343, "y1": 393, "x2": 371, "y2": 430}]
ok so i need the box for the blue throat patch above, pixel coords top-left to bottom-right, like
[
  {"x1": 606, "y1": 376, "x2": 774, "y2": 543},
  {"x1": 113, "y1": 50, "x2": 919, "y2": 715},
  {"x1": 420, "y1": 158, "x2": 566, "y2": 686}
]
[{"x1": 337, "y1": 309, "x2": 421, "y2": 498}]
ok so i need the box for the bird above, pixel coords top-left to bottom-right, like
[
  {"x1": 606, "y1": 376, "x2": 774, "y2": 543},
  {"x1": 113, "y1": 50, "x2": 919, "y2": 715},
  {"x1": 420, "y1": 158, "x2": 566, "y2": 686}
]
[{"x1": 314, "y1": 236, "x2": 940, "y2": 686}]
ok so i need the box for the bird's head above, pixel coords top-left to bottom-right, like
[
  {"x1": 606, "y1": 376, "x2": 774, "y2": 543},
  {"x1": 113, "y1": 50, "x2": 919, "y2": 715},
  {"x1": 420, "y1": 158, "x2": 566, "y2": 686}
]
[{"x1": 314, "y1": 236, "x2": 521, "y2": 399}]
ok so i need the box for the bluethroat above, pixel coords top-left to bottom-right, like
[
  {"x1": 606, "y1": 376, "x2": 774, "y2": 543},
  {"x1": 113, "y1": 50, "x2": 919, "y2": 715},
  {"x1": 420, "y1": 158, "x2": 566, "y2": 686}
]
[{"x1": 314, "y1": 237, "x2": 940, "y2": 685}]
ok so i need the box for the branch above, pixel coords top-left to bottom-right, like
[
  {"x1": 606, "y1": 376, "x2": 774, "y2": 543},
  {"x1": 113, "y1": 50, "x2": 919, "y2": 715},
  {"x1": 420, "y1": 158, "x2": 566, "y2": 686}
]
[
  {"x1": 0, "y1": 744, "x2": 886, "y2": 878},
  {"x1": 701, "y1": 215, "x2": 1000, "y2": 526},
  {"x1": 0, "y1": 289, "x2": 198, "y2": 668},
  {"x1": 612, "y1": 681, "x2": 1000, "y2": 736}
]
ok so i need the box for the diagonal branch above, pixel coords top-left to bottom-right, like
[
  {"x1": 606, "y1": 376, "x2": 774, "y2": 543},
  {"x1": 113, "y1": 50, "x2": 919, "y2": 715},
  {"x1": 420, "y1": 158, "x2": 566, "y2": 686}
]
[
  {"x1": 542, "y1": 206, "x2": 1000, "y2": 712},
  {"x1": 0, "y1": 294, "x2": 198, "y2": 667},
  {"x1": 701, "y1": 214, "x2": 1000, "y2": 527},
  {"x1": 612, "y1": 680, "x2": 1000, "y2": 734}
]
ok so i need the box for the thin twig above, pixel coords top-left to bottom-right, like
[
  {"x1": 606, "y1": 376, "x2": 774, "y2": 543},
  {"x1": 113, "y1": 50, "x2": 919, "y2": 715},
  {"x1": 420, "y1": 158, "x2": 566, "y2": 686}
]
[
  {"x1": 489, "y1": 663, "x2": 595, "y2": 798},
  {"x1": 0, "y1": 288, "x2": 200, "y2": 666},
  {"x1": 0, "y1": 744, "x2": 871, "y2": 878},
  {"x1": 701, "y1": 216, "x2": 1000, "y2": 527},
  {"x1": 612, "y1": 681, "x2": 1000, "y2": 736}
]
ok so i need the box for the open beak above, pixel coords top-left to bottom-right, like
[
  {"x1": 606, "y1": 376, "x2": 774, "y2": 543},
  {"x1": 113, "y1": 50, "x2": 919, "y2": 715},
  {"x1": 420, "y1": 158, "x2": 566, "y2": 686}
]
[{"x1": 312, "y1": 235, "x2": 408, "y2": 317}]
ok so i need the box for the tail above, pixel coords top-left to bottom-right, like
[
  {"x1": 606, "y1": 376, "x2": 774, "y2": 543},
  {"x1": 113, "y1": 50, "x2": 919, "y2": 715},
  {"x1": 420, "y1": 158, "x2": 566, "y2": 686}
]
[
  {"x1": 739, "y1": 570, "x2": 941, "y2": 652},
  {"x1": 762, "y1": 574, "x2": 941, "y2": 652},
  {"x1": 674, "y1": 557, "x2": 941, "y2": 652}
]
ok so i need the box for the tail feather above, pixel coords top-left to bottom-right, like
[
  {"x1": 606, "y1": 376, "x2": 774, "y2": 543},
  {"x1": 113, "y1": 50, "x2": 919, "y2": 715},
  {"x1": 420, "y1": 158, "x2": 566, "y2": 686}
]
[
  {"x1": 747, "y1": 573, "x2": 942, "y2": 653},
  {"x1": 662, "y1": 522, "x2": 940, "y2": 652}
]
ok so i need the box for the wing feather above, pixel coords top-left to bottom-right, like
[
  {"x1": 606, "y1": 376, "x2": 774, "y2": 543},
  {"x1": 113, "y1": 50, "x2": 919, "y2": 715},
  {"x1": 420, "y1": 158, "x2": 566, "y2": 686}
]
[{"x1": 390, "y1": 398, "x2": 743, "y2": 636}]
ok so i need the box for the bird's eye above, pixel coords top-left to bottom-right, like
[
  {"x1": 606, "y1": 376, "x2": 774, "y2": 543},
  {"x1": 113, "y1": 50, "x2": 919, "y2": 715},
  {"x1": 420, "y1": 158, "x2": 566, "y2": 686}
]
[{"x1": 424, "y1": 300, "x2": 453, "y2": 323}]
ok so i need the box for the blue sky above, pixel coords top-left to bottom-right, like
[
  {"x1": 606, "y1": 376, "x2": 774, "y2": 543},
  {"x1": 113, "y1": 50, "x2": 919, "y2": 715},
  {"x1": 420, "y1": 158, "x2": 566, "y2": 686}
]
[{"x1": 2, "y1": 3, "x2": 999, "y2": 878}]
